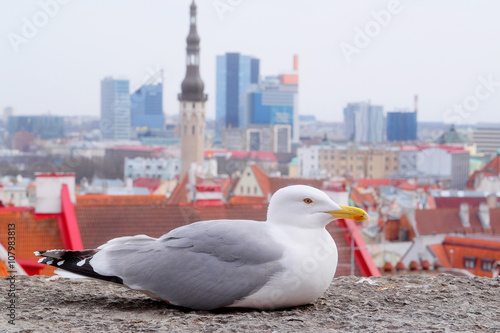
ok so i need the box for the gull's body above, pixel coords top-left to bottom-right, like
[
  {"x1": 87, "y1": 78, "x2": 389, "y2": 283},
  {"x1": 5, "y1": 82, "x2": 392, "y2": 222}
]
[{"x1": 36, "y1": 185, "x2": 368, "y2": 310}]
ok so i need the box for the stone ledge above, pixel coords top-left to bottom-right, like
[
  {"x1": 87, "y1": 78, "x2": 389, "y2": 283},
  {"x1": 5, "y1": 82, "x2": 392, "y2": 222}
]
[{"x1": 1, "y1": 274, "x2": 499, "y2": 332}]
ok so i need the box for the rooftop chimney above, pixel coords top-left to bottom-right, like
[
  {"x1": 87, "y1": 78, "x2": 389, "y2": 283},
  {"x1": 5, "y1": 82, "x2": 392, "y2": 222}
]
[
  {"x1": 478, "y1": 202, "x2": 491, "y2": 229},
  {"x1": 293, "y1": 54, "x2": 299, "y2": 71},
  {"x1": 35, "y1": 173, "x2": 76, "y2": 214},
  {"x1": 487, "y1": 194, "x2": 497, "y2": 209},
  {"x1": 459, "y1": 203, "x2": 470, "y2": 228}
]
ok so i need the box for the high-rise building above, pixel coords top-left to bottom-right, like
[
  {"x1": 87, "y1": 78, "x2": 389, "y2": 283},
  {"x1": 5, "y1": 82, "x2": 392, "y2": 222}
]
[
  {"x1": 386, "y1": 110, "x2": 417, "y2": 141},
  {"x1": 243, "y1": 55, "x2": 300, "y2": 143},
  {"x1": 2, "y1": 106, "x2": 13, "y2": 125},
  {"x1": 343, "y1": 102, "x2": 384, "y2": 143},
  {"x1": 178, "y1": 0, "x2": 207, "y2": 175},
  {"x1": 100, "y1": 77, "x2": 131, "y2": 140},
  {"x1": 130, "y1": 73, "x2": 164, "y2": 130},
  {"x1": 215, "y1": 52, "x2": 260, "y2": 139},
  {"x1": 8, "y1": 115, "x2": 64, "y2": 139},
  {"x1": 473, "y1": 123, "x2": 500, "y2": 156}
]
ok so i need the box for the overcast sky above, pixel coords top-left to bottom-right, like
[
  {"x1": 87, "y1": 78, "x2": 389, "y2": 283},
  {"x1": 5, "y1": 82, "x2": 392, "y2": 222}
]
[{"x1": 1, "y1": 0, "x2": 500, "y2": 124}]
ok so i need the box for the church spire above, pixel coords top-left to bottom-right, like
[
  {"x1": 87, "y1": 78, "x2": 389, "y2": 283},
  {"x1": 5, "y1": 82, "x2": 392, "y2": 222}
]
[{"x1": 179, "y1": 0, "x2": 207, "y2": 102}]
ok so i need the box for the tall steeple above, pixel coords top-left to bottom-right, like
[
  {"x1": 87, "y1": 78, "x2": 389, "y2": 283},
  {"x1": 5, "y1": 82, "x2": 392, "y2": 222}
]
[
  {"x1": 178, "y1": 0, "x2": 207, "y2": 176},
  {"x1": 179, "y1": 0, "x2": 207, "y2": 102}
]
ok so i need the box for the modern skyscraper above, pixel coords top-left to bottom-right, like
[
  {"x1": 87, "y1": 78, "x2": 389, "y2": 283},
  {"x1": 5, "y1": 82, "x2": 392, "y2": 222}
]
[
  {"x1": 215, "y1": 53, "x2": 260, "y2": 140},
  {"x1": 386, "y1": 110, "x2": 417, "y2": 141},
  {"x1": 100, "y1": 77, "x2": 131, "y2": 140},
  {"x1": 242, "y1": 55, "x2": 300, "y2": 143},
  {"x1": 130, "y1": 71, "x2": 164, "y2": 130},
  {"x1": 178, "y1": 0, "x2": 207, "y2": 175},
  {"x1": 343, "y1": 102, "x2": 384, "y2": 143}
]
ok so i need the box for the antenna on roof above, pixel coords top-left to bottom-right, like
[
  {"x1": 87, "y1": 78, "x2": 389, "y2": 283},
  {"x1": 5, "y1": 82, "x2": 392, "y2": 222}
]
[{"x1": 414, "y1": 94, "x2": 418, "y2": 114}]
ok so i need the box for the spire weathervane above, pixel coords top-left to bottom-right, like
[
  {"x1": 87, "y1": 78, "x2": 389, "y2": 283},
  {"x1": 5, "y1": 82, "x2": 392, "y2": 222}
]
[{"x1": 179, "y1": 0, "x2": 207, "y2": 102}]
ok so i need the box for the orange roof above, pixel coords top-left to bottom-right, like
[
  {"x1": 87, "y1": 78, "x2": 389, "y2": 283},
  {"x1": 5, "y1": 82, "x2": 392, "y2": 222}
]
[
  {"x1": 444, "y1": 236, "x2": 500, "y2": 248},
  {"x1": 0, "y1": 208, "x2": 63, "y2": 276},
  {"x1": 411, "y1": 207, "x2": 500, "y2": 236},
  {"x1": 230, "y1": 196, "x2": 268, "y2": 205},
  {"x1": 468, "y1": 156, "x2": 500, "y2": 188},
  {"x1": 428, "y1": 244, "x2": 451, "y2": 268},
  {"x1": 77, "y1": 195, "x2": 166, "y2": 206},
  {"x1": 251, "y1": 164, "x2": 270, "y2": 197},
  {"x1": 0, "y1": 260, "x2": 8, "y2": 276},
  {"x1": 350, "y1": 188, "x2": 376, "y2": 209},
  {"x1": 483, "y1": 155, "x2": 500, "y2": 175}
]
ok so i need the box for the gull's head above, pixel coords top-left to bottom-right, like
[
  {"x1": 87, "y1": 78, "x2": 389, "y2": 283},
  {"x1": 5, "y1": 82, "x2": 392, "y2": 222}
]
[{"x1": 267, "y1": 185, "x2": 369, "y2": 228}]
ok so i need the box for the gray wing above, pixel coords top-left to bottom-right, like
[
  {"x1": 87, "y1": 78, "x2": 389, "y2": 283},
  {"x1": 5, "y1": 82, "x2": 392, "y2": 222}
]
[{"x1": 90, "y1": 220, "x2": 285, "y2": 310}]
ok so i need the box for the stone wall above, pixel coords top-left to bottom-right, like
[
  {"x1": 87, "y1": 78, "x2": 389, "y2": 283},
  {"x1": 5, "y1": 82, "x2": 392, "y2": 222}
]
[{"x1": 1, "y1": 274, "x2": 499, "y2": 332}]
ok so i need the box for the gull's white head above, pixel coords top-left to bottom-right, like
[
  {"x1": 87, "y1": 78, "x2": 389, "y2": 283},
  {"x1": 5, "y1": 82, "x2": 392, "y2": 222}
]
[{"x1": 267, "y1": 185, "x2": 369, "y2": 228}]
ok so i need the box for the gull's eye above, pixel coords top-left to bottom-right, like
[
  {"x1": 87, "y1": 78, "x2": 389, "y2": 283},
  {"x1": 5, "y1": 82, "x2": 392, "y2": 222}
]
[{"x1": 303, "y1": 198, "x2": 313, "y2": 204}]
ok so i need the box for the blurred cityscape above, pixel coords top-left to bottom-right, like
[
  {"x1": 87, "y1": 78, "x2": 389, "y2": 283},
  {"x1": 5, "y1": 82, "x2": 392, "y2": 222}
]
[{"x1": 1, "y1": 1, "x2": 499, "y2": 279}]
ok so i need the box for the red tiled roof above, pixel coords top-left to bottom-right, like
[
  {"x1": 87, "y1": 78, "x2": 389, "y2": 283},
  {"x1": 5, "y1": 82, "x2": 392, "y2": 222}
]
[
  {"x1": 230, "y1": 196, "x2": 268, "y2": 205},
  {"x1": 483, "y1": 156, "x2": 500, "y2": 175},
  {"x1": 252, "y1": 164, "x2": 270, "y2": 197},
  {"x1": 430, "y1": 236, "x2": 500, "y2": 277},
  {"x1": 0, "y1": 260, "x2": 7, "y2": 276},
  {"x1": 434, "y1": 197, "x2": 487, "y2": 209},
  {"x1": 77, "y1": 195, "x2": 166, "y2": 206},
  {"x1": 167, "y1": 174, "x2": 202, "y2": 205},
  {"x1": 0, "y1": 208, "x2": 63, "y2": 276},
  {"x1": 412, "y1": 207, "x2": 500, "y2": 236},
  {"x1": 428, "y1": 244, "x2": 451, "y2": 267},
  {"x1": 444, "y1": 235, "x2": 500, "y2": 248},
  {"x1": 468, "y1": 156, "x2": 500, "y2": 189},
  {"x1": 133, "y1": 178, "x2": 161, "y2": 193},
  {"x1": 350, "y1": 188, "x2": 376, "y2": 209}
]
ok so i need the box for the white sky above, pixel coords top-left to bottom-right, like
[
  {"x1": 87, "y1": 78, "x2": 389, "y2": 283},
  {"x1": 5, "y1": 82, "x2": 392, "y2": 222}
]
[{"x1": 1, "y1": 0, "x2": 500, "y2": 124}]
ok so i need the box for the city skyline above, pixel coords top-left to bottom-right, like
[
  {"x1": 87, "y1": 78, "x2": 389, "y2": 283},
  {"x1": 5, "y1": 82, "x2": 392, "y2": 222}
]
[{"x1": 2, "y1": 0, "x2": 500, "y2": 124}]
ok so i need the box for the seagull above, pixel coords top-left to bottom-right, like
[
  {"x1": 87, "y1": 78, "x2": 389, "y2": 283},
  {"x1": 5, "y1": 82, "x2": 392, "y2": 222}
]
[{"x1": 35, "y1": 185, "x2": 368, "y2": 310}]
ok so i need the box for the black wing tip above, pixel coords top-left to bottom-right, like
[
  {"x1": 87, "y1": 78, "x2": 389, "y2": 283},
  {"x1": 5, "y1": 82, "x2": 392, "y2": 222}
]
[{"x1": 35, "y1": 249, "x2": 124, "y2": 285}]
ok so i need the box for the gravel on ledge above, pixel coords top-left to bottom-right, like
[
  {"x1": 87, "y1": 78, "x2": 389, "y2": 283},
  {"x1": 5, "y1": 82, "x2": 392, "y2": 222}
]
[{"x1": 1, "y1": 274, "x2": 499, "y2": 332}]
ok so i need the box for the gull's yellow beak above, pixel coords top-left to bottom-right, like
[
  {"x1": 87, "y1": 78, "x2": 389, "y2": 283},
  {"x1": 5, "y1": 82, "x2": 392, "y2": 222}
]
[{"x1": 326, "y1": 205, "x2": 369, "y2": 222}]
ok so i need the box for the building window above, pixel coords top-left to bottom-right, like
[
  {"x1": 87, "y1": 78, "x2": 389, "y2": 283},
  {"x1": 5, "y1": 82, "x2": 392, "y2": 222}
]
[
  {"x1": 247, "y1": 186, "x2": 250, "y2": 194},
  {"x1": 481, "y1": 258, "x2": 494, "y2": 272},
  {"x1": 240, "y1": 186, "x2": 243, "y2": 193},
  {"x1": 464, "y1": 256, "x2": 477, "y2": 270},
  {"x1": 184, "y1": 125, "x2": 187, "y2": 135},
  {"x1": 331, "y1": 156, "x2": 334, "y2": 160},
  {"x1": 254, "y1": 186, "x2": 257, "y2": 194},
  {"x1": 192, "y1": 103, "x2": 195, "y2": 109},
  {"x1": 192, "y1": 125, "x2": 195, "y2": 135}
]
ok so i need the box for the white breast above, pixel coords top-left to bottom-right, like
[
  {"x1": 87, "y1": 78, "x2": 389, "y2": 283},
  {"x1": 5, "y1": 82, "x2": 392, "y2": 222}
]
[{"x1": 230, "y1": 226, "x2": 338, "y2": 310}]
